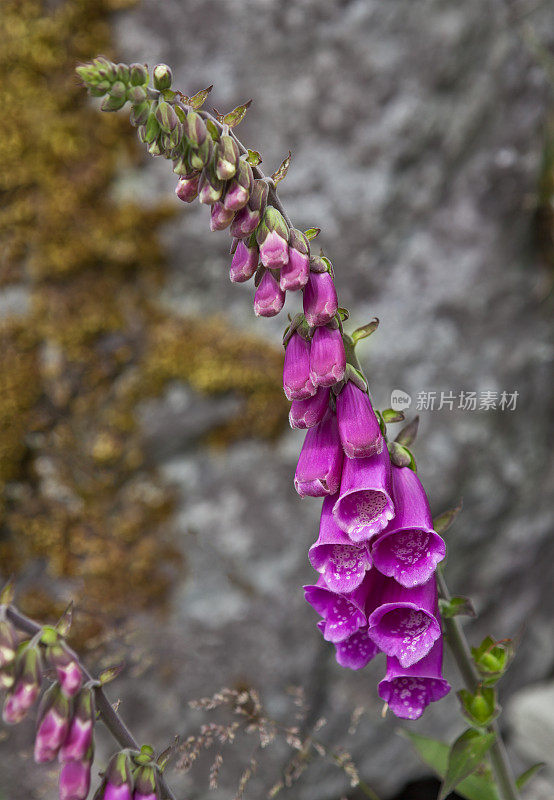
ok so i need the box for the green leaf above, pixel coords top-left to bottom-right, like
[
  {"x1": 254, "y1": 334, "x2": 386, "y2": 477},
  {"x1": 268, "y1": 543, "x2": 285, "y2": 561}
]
[
  {"x1": 439, "y1": 596, "x2": 476, "y2": 619},
  {"x1": 55, "y1": 602, "x2": 74, "y2": 637},
  {"x1": 400, "y1": 731, "x2": 500, "y2": 800},
  {"x1": 222, "y1": 99, "x2": 252, "y2": 128},
  {"x1": 190, "y1": 84, "x2": 213, "y2": 110},
  {"x1": 440, "y1": 729, "x2": 496, "y2": 800},
  {"x1": 516, "y1": 762, "x2": 545, "y2": 789},
  {"x1": 395, "y1": 416, "x2": 419, "y2": 447},
  {"x1": 351, "y1": 318, "x2": 379, "y2": 343},
  {"x1": 382, "y1": 408, "x2": 405, "y2": 424},
  {"x1": 245, "y1": 148, "x2": 262, "y2": 166},
  {"x1": 98, "y1": 662, "x2": 125, "y2": 685},
  {"x1": 272, "y1": 151, "x2": 292, "y2": 185},
  {"x1": 433, "y1": 501, "x2": 463, "y2": 535},
  {"x1": 304, "y1": 227, "x2": 321, "y2": 241}
]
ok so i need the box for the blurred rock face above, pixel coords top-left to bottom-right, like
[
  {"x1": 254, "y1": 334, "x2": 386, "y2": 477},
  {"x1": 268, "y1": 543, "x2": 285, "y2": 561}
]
[
  {"x1": 111, "y1": 0, "x2": 554, "y2": 797},
  {"x1": 1, "y1": 0, "x2": 553, "y2": 797}
]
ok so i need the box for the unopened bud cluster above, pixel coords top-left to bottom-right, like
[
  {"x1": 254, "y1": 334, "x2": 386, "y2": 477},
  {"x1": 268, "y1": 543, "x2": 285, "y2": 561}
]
[
  {"x1": 77, "y1": 58, "x2": 455, "y2": 718},
  {"x1": 94, "y1": 747, "x2": 163, "y2": 800}
]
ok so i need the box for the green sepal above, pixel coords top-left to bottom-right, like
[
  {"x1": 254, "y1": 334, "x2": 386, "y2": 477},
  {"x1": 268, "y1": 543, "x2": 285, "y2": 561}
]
[
  {"x1": 153, "y1": 64, "x2": 173, "y2": 91},
  {"x1": 101, "y1": 93, "x2": 127, "y2": 112},
  {"x1": 304, "y1": 227, "x2": 320, "y2": 240},
  {"x1": 471, "y1": 636, "x2": 514, "y2": 686},
  {"x1": 271, "y1": 151, "x2": 291, "y2": 185},
  {"x1": 40, "y1": 625, "x2": 59, "y2": 646},
  {"x1": 458, "y1": 687, "x2": 500, "y2": 727},
  {"x1": 245, "y1": 148, "x2": 262, "y2": 166},
  {"x1": 106, "y1": 750, "x2": 134, "y2": 787},
  {"x1": 55, "y1": 603, "x2": 73, "y2": 638},
  {"x1": 130, "y1": 101, "x2": 150, "y2": 127},
  {"x1": 439, "y1": 596, "x2": 476, "y2": 619},
  {"x1": 98, "y1": 662, "x2": 125, "y2": 686},
  {"x1": 381, "y1": 408, "x2": 405, "y2": 424},
  {"x1": 388, "y1": 441, "x2": 416, "y2": 471},
  {"x1": 189, "y1": 137, "x2": 212, "y2": 170},
  {"x1": 219, "y1": 99, "x2": 252, "y2": 128},
  {"x1": 143, "y1": 113, "x2": 160, "y2": 144},
  {"x1": 439, "y1": 729, "x2": 496, "y2": 800},
  {"x1": 189, "y1": 85, "x2": 213, "y2": 110}
]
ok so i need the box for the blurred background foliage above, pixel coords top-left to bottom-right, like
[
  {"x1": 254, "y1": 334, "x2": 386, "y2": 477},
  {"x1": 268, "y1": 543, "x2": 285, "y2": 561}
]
[{"x1": 0, "y1": 0, "x2": 287, "y2": 647}]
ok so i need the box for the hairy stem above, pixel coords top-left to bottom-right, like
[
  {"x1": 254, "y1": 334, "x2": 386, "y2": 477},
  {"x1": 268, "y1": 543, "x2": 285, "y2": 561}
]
[
  {"x1": 436, "y1": 571, "x2": 520, "y2": 800},
  {"x1": 5, "y1": 606, "x2": 177, "y2": 800}
]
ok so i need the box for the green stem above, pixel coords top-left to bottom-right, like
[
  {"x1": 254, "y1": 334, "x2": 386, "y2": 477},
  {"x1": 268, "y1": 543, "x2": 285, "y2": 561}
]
[{"x1": 436, "y1": 572, "x2": 520, "y2": 800}]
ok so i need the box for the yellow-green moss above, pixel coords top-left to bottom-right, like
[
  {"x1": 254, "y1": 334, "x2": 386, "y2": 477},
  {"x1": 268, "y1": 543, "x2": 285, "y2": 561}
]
[{"x1": 0, "y1": 0, "x2": 287, "y2": 643}]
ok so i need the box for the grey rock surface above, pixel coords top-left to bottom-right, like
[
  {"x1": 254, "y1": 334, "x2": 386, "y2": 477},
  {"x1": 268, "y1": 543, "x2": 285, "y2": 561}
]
[{"x1": 3, "y1": 1, "x2": 553, "y2": 798}]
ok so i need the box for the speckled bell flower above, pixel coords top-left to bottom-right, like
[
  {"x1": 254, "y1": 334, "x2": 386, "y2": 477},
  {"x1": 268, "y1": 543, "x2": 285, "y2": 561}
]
[
  {"x1": 253, "y1": 271, "x2": 285, "y2": 317},
  {"x1": 294, "y1": 410, "x2": 344, "y2": 497},
  {"x1": 304, "y1": 574, "x2": 370, "y2": 643},
  {"x1": 303, "y1": 271, "x2": 338, "y2": 327},
  {"x1": 309, "y1": 325, "x2": 346, "y2": 387},
  {"x1": 332, "y1": 447, "x2": 394, "y2": 542},
  {"x1": 332, "y1": 628, "x2": 380, "y2": 671},
  {"x1": 283, "y1": 332, "x2": 315, "y2": 401},
  {"x1": 279, "y1": 229, "x2": 310, "y2": 291},
  {"x1": 289, "y1": 386, "x2": 330, "y2": 429},
  {"x1": 309, "y1": 495, "x2": 371, "y2": 593},
  {"x1": 229, "y1": 239, "x2": 258, "y2": 283},
  {"x1": 336, "y1": 381, "x2": 383, "y2": 458},
  {"x1": 366, "y1": 576, "x2": 441, "y2": 668},
  {"x1": 378, "y1": 638, "x2": 451, "y2": 720},
  {"x1": 371, "y1": 466, "x2": 446, "y2": 588}
]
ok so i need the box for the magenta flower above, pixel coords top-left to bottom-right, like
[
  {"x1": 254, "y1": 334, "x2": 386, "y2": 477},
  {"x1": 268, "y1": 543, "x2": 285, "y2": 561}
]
[
  {"x1": 294, "y1": 410, "x2": 344, "y2": 497},
  {"x1": 34, "y1": 686, "x2": 71, "y2": 763},
  {"x1": 371, "y1": 466, "x2": 446, "y2": 588},
  {"x1": 59, "y1": 759, "x2": 92, "y2": 800},
  {"x1": 304, "y1": 575, "x2": 370, "y2": 643},
  {"x1": 303, "y1": 271, "x2": 338, "y2": 327},
  {"x1": 283, "y1": 332, "x2": 315, "y2": 401},
  {"x1": 103, "y1": 751, "x2": 134, "y2": 800},
  {"x1": 309, "y1": 495, "x2": 371, "y2": 593},
  {"x1": 257, "y1": 207, "x2": 289, "y2": 269},
  {"x1": 175, "y1": 175, "x2": 199, "y2": 203},
  {"x1": 378, "y1": 638, "x2": 451, "y2": 720},
  {"x1": 332, "y1": 447, "x2": 394, "y2": 541},
  {"x1": 133, "y1": 765, "x2": 159, "y2": 800},
  {"x1": 366, "y1": 576, "x2": 441, "y2": 668},
  {"x1": 229, "y1": 179, "x2": 268, "y2": 238},
  {"x1": 59, "y1": 687, "x2": 94, "y2": 763},
  {"x1": 289, "y1": 386, "x2": 330, "y2": 430},
  {"x1": 210, "y1": 201, "x2": 235, "y2": 231},
  {"x1": 309, "y1": 326, "x2": 346, "y2": 388},
  {"x1": 223, "y1": 159, "x2": 253, "y2": 211},
  {"x1": 279, "y1": 229, "x2": 310, "y2": 291},
  {"x1": 229, "y1": 239, "x2": 258, "y2": 283},
  {"x1": 253, "y1": 271, "x2": 285, "y2": 317},
  {"x1": 336, "y1": 381, "x2": 383, "y2": 458},
  {"x1": 332, "y1": 628, "x2": 380, "y2": 670},
  {"x1": 104, "y1": 783, "x2": 134, "y2": 800},
  {"x1": 2, "y1": 644, "x2": 42, "y2": 724},
  {"x1": 57, "y1": 661, "x2": 82, "y2": 698}
]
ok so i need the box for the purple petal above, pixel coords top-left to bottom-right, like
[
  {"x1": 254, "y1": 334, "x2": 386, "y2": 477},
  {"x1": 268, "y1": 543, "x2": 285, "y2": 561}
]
[
  {"x1": 294, "y1": 410, "x2": 344, "y2": 497},
  {"x1": 289, "y1": 386, "x2": 330, "y2": 429},
  {"x1": 230, "y1": 241, "x2": 258, "y2": 283},
  {"x1": 303, "y1": 272, "x2": 338, "y2": 327},
  {"x1": 333, "y1": 448, "x2": 394, "y2": 541},
  {"x1": 283, "y1": 332, "x2": 315, "y2": 401},
  {"x1": 59, "y1": 760, "x2": 92, "y2": 800},
  {"x1": 334, "y1": 629, "x2": 381, "y2": 670},
  {"x1": 260, "y1": 230, "x2": 289, "y2": 269},
  {"x1": 336, "y1": 382, "x2": 383, "y2": 458},
  {"x1": 309, "y1": 326, "x2": 346, "y2": 388},
  {"x1": 378, "y1": 639, "x2": 451, "y2": 719},
  {"x1": 253, "y1": 272, "x2": 285, "y2": 317},
  {"x1": 280, "y1": 248, "x2": 309, "y2": 291}
]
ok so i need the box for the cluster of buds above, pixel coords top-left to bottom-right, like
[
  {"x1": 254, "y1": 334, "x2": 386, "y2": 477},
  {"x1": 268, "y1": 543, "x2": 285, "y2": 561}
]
[
  {"x1": 94, "y1": 748, "x2": 163, "y2": 800},
  {"x1": 77, "y1": 59, "x2": 452, "y2": 720}
]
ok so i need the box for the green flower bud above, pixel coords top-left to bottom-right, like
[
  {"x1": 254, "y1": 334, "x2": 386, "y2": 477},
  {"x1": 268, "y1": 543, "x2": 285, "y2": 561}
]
[
  {"x1": 101, "y1": 93, "x2": 127, "y2": 112},
  {"x1": 143, "y1": 113, "x2": 160, "y2": 144},
  {"x1": 153, "y1": 64, "x2": 173, "y2": 91},
  {"x1": 88, "y1": 80, "x2": 111, "y2": 98},
  {"x1": 128, "y1": 86, "x2": 147, "y2": 104},
  {"x1": 130, "y1": 101, "x2": 150, "y2": 127},
  {"x1": 130, "y1": 63, "x2": 149, "y2": 86},
  {"x1": 148, "y1": 140, "x2": 162, "y2": 157},
  {"x1": 0, "y1": 620, "x2": 17, "y2": 669},
  {"x1": 109, "y1": 81, "x2": 127, "y2": 99},
  {"x1": 215, "y1": 135, "x2": 240, "y2": 181},
  {"x1": 189, "y1": 137, "x2": 213, "y2": 170},
  {"x1": 155, "y1": 101, "x2": 179, "y2": 133},
  {"x1": 75, "y1": 65, "x2": 97, "y2": 84},
  {"x1": 116, "y1": 63, "x2": 130, "y2": 84}
]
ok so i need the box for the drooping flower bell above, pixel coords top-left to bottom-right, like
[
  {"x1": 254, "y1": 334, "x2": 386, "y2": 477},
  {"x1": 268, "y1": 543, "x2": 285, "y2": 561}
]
[
  {"x1": 289, "y1": 386, "x2": 330, "y2": 430},
  {"x1": 210, "y1": 201, "x2": 235, "y2": 231},
  {"x1": 59, "y1": 746, "x2": 94, "y2": 800},
  {"x1": 378, "y1": 638, "x2": 451, "y2": 720},
  {"x1": 336, "y1": 380, "x2": 383, "y2": 458},
  {"x1": 366, "y1": 576, "x2": 441, "y2": 668},
  {"x1": 294, "y1": 409, "x2": 344, "y2": 497},
  {"x1": 257, "y1": 206, "x2": 289, "y2": 269},
  {"x1": 371, "y1": 466, "x2": 446, "y2": 588},
  {"x1": 304, "y1": 575, "x2": 370, "y2": 643},
  {"x1": 2, "y1": 642, "x2": 42, "y2": 724},
  {"x1": 309, "y1": 495, "x2": 371, "y2": 593},
  {"x1": 59, "y1": 686, "x2": 95, "y2": 762},
  {"x1": 279, "y1": 229, "x2": 310, "y2": 291},
  {"x1": 175, "y1": 173, "x2": 200, "y2": 203},
  {"x1": 253, "y1": 271, "x2": 285, "y2": 317},
  {"x1": 283, "y1": 331, "x2": 315, "y2": 401},
  {"x1": 34, "y1": 683, "x2": 71, "y2": 763},
  {"x1": 309, "y1": 324, "x2": 346, "y2": 388},
  {"x1": 230, "y1": 179, "x2": 268, "y2": 238},
  {"x1": 229, "y1": 237, "x2": 258, "y2": 283},
  {"x1": 223, "y1": 158, "x2": 253, "y2": 211},
  {"x1": 332, "y1": 447, "x2": 394, "y2": 541},
  {"x1": 303, "y1": 268, "x2": 338, "y2": 327},
  {"x1": 332, "y1": 628, "x2": 380, "y2": 671},
  {"x1": 46, "y1": 641, "x2": 82, "y2": 697},
  {"x1": 102, "y1": 750, "x2": 134, "y2": 800}
]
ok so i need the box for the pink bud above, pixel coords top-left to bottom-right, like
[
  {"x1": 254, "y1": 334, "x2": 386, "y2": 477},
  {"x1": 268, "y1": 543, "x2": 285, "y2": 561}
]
[
  {"x1": 283, "y1": 332, "x2": 315, "y2": 401},
  {"x1": 253, "y1": 272, "x2": 285, "y2": 318},
  {"x1": 57, "y1": 661, "x2": 82, "y2": 698},
  {"x1": 259, "y1": 230, "x2": 289, "y2": 270},
  {"x1": 210, "y1": 202, "x2": 235, "y2": 231},
  {"x1": 230, "y1": 205, "x2": 261, "y2": 238},
  {"x1": 59, "y1": 760, "x2": 92, "y2": 800},
  {"x1": 294, "y1": 410, "x2": 344, "y2": 497},
  {"x1": 230, "y1": 240, "x2": 258, "y2": 283},
  {"x1": 104, "y1": 783, "x2": 133, "y2": 800},
  {"x1": 303, "y1": 271, "x2": 338, "y2": 327},
  {"x1": 336, "y1": 381, "x2": 383, "y2": 458},
  {"x1": 175, "y1": 175, "x2": 199, "y2": 203},
  {"x1": 59, "y1": 717, "x2": 93, "y2": 762},
  {"x1": 309, "y1": 326, "x2": 346, "y2": 387},
  {"x1": 280, "y1": 247, "x2": 309, "y2": 291},
  {"x1": 34, "y1": 697, "x2": 70, "y2": 762},
  {"x1": 2, "y1": 681, "x2": 40, "y2": 724}
]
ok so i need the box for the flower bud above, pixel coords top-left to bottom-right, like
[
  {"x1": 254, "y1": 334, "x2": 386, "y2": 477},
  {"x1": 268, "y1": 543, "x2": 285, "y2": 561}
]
[
  {"x1": 103, "y1": 751, "x2": 134, "y2": 800},
  {"x1": 0, "y1": 664, "x2": 14, "y2": 690},
  {"x1": 59, "y1": 686, "x2": 95, "y2": 763},
  {"x1": 129, "y1": 63, "x2": 148, "y2": 86},
  {"x1": 253, "y1": 271, "x2": 285, "y2": 317},
  {"x1": 229, "y1": 179, "x2": 267, "y2": 238},
  {"x1": 230, "y1": 238, "x2": 259, "y2": 283},
  {"x1": 289, "y1": 386, "x2": 330, "y2": 429},
  {"x1": 189, "y1": 137, "x2": 213, "y2": 170},
  {"x1": 153, "y1": 64, "x2": 172, "y2": 91},
  {"x1": 294, "y1": 410, "x2": 344, "y2": 497},
  {"x1": 210, "y1": 201, "x2": 235, "y2": 231},
  {"x1": 175, "y1": 174, "x2": 200, "y2": 203},
  {"x1": 215, "y1": 135, "x2": 240, "y2": 180},
  {"x1": 115, "y1": 63, "x2": 130, "y2": 84},
  {"x1": 133, "y1": 765, "x2": 159, "y2": 800},
  {"x1": 130, "y1": 101, "x2": 150, "y2": 127},
  {"x1": 184, "y1": 111, "x2": 207, "y2": 148},
  {"x1": 223, "y1": 159, "x2": 253, "y2": 211},
  {"x1": 101, "y1": 91, "x2": 127, "y2": 112},
  {"x1": 309, "y1": 326, "x2": 346, "y2": 387},
  {"x1": 303, "y1": 270, "x2": 338, "y2": 327},
  {"x1": 34, "y1": 684, "x2": 71, "y2": 762},
  {"x1": 0, "y1": 619, "x2": 17, "y2": 669},
  {"x1": 256, "y1": 207, "x2": 289, "y2": 269},
  {"x1": 2, "y1": 643, "x2": 42, "y2": 724},
  {"x1": 336, "y1": 381, "x2": 382, "y2": 458},
  {"x1": 60, "y1": 757, "x2": 93, "y2": 800},
  {"x1": 46, "y1": 641, "x2": 82, "y2": 697},
  {"x1": 155, "y1": 101, "x2": 179, "y2": 133},
  {"x1": 280, "y1": 229, "x2": 310, "y2": 291},
  {"x1": 283, "y1": 332, "x2": 315, "y2": 401},
  {"x1": 198, "y1": 163, "x2": 223, "y2": 205}
]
